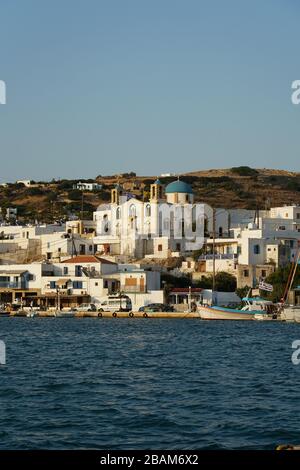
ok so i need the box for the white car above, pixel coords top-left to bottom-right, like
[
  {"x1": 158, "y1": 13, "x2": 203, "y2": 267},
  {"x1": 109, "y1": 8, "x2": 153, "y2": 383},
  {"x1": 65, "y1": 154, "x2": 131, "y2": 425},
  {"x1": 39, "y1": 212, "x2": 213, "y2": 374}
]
[
  {"x1": 77, "y1": 303, "x2": 97, "y2": 312},
  {"x1": 98, "y1": 296, "x2": 132, "y2": 312}
]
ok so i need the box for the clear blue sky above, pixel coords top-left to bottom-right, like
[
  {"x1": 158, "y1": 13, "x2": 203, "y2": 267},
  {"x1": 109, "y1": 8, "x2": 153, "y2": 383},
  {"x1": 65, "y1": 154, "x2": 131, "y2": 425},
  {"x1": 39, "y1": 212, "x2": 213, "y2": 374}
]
[{"x1": 0, "y1": 0, "x2": 299, "y2": 181}]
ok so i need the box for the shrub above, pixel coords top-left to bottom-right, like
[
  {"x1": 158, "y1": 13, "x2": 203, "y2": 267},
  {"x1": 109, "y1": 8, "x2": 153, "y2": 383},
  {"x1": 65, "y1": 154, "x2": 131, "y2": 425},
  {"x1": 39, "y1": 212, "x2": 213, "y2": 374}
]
[
  {"x1": 231, "y1": 166, "x2": 259, "y2": 177},
  {"x1": 67, "y1": 189, "x2": 82, "y2": 201}
]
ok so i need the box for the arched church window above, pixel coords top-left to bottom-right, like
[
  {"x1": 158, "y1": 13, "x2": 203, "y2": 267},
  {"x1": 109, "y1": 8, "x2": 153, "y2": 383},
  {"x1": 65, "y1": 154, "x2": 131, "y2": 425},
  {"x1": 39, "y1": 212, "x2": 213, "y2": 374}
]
[{"x1": 129, "y1": 204, "x2": 136, "y2": 218}]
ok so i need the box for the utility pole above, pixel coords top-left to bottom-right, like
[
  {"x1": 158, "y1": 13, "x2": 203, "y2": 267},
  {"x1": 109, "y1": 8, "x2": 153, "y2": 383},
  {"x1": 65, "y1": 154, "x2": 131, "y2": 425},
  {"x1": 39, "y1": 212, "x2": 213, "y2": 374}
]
[
  {"x1": 71, "y1": 232, "x2": 77, "y2": 258},
  {"x1": 81, "y1": 192, "x2": 84, "y2": 221}
]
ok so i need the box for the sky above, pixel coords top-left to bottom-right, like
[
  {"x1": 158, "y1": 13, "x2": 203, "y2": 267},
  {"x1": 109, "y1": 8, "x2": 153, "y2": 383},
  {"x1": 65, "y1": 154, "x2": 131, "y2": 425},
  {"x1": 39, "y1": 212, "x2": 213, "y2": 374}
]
[{"x1": 0, "y1": 0, "x2": 299, "y2": 181}]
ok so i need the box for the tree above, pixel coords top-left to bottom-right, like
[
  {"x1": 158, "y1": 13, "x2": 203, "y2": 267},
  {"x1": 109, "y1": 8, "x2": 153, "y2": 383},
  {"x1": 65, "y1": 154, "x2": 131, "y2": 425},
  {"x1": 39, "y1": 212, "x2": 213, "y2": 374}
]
[
  {"x1": 195, "y1": 272, "x2": 237, "y2": 292},
  {"x1": 264, "y1": 264, "x2": 300, "y2": 302},
  {"x1": 231, "y1": 166, "x2": 259, "y2": 177},
  {"x1": 67, "y1": 189, "x2": 82, "y2": 201},
  {"x1": 215, "y1": 272, "x2": 237, "y2": 292},
  {"x1": 236, "y1": 286, "x2": 251, "y2": 300}
]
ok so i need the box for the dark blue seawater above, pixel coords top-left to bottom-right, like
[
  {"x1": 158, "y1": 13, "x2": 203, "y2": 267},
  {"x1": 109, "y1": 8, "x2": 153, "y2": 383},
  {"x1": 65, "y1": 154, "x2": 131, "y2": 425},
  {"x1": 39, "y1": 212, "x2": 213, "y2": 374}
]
[{"x1": 0, "y1": 318, "x2": 300, "y2": 449}]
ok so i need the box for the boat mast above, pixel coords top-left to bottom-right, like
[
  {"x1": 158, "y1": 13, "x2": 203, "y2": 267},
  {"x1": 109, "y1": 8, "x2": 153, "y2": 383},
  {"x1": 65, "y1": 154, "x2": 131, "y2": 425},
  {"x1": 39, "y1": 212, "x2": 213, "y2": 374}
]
[
  {"x1": 212, "y1": 207, "x2": 216, "y2": 305},
  {"x1": 282, "y1": 246, "x2": 300, "y2": 306}
]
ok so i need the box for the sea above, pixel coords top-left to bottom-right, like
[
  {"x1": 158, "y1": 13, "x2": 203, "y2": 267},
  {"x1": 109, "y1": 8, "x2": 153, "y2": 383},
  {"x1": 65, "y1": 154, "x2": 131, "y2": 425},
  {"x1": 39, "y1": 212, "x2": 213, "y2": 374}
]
[{"x1": 0, "y1": 317, "x2": 300, "y2": 450}]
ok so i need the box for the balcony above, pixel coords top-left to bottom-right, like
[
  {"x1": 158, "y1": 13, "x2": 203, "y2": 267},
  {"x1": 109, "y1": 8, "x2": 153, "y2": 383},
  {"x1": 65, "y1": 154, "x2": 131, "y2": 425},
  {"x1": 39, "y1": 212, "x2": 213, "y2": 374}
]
[
  {"x1": 121, "y1": 285, "x2": 147, "y2": 293},
  {"x1": 0, "y1": 282, "x2": 25, "y2": 289},
  {"x1": 198, "y1": 254, "x2": 238, "y2": 260}
]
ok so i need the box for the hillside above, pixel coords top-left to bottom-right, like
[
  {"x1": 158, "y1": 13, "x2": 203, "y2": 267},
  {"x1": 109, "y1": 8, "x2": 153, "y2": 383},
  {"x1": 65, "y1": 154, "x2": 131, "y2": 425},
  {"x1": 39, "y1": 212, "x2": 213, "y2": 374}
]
[{"x1": 1, "y1": 167, "x2": 300, "y2": 223}]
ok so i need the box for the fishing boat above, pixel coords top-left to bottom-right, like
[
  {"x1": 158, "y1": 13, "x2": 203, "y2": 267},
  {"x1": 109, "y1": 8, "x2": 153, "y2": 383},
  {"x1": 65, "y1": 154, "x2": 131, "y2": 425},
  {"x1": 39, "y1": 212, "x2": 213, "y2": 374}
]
[
  {"x1": 280, "y1": 306, "x2": 300, "y2": 323},
  {"x1": 198, "y1": 297, "x2": 276, "y2": 321},
  {"x1": 278, "y1": 247, "x2": 300, "y2": 322},
  {"x1": 0, "y1": 311, "x2": 11, "y2": 317}
]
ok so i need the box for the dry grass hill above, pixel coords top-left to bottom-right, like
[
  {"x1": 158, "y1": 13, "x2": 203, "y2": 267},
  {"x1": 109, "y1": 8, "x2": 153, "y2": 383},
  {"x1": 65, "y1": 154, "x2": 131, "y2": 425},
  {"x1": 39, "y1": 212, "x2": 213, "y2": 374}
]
[{"x1": 1, "y1": 167, "x2": 300, "y2": 223}]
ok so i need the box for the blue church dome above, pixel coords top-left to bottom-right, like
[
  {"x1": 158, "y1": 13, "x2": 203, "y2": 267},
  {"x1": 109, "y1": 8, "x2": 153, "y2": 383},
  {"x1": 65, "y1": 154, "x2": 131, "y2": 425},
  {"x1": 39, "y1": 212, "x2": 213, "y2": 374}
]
[{"x1": 165, "y1": 180, "x2": 193, "y2": 194}]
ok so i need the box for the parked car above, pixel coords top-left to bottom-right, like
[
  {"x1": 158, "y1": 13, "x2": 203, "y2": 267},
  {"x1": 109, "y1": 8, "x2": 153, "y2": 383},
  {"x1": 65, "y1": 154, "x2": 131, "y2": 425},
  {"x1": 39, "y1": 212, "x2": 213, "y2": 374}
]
[
  {"x1": 138, "y1": 303, "x2": 174, "y2": 313},
  {"x1": 98, "y1": 296, "x2": 132, "y2": 312},
  {"x1": 78, "y1": 303, "x2": 97, "y2": 312}
]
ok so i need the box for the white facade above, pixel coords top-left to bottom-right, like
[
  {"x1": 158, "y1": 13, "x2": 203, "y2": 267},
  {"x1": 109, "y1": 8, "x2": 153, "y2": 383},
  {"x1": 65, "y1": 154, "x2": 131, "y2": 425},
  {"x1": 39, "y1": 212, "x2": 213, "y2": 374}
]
[
  {"x1": 74, "y1": 182, "x2": 102, "y2": 191},
  {"x1": 16, "y1": 180, "x2": 31, "y2": 187},
  {"x1": 93, "y1": 179, "x2": 230, "y2": 259}
]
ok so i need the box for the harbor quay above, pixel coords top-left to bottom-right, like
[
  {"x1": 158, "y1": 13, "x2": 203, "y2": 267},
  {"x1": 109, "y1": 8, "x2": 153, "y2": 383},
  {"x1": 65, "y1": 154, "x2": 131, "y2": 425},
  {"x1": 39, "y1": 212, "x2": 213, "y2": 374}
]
[{"x1": 0, "y1": 178, "x2": 300, "y2": 322}]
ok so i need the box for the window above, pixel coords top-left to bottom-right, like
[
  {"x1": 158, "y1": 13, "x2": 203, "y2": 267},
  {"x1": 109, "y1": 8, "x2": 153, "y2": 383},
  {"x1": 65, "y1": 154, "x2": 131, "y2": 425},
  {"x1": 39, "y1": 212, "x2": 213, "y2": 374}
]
[
  {"x1": 145, "y1": 204, "x2": 151, "y2": 217},
  {"x1": 49, "y1": 281, "x2": 56, "y2": 289},
  {"x1": 176, "y1": 243, "x2": 181, "y2": 251},
  {"x1": 103, "y1": 214, "x2": 109, "y2": 233},
  {"x1": 89, "y1": 245, "x2": 93, "y2": 252},
  {"x1": 164, "y1": 218, "x2": 170, "y2": 231},
  {"x1": 218, "y1": 227, "x2": 223, "y2": 237},
  {"x1": 116, "y1": 207, "x2": 121, "y2": 220},
  {"x1": 261, "y1": 270, "x2": 267, "y2": 278},
  {"x1": 28, "y1": 274, "x2": 34, "y2": 281},
  {"x1": 95, "y1": 282, "x2": 98, "y2": 287},
  {"x1": 279, "y1": 226, "x2": 286, "y2": 230},
  {"x1": 129, "y1": 204, "x2": 136, "y2": 217},
  {"x1": 297, "y1": 213, "x2": 300, "y2": 220},
  {"x1": 185, "y1": 194, "x2": 189, "y2": 202},
  {"x1": 254, "y1": 244, "x2": 260, "y2": 255},
  {"x1": 158, "y1": 244, "x2": 163, "y2": 252},
  {"x1": 104, "y1": 280, "x2": 108, "y2": 288},
  {"x1": 243, "y1": 270, "x2": 249, "y2": 277},
  {"x1": 73, "y1": 281, "x2": 83, "y2": 289},
  {"x1": 79, "y1": 244, "x2": 85, "y2": 255},
  {"x1": 63, "y1": 267, "x2": 68, "y2": 275},
  {"x1": 75, "y1": 266, "x2": 82, "y2": 277}
]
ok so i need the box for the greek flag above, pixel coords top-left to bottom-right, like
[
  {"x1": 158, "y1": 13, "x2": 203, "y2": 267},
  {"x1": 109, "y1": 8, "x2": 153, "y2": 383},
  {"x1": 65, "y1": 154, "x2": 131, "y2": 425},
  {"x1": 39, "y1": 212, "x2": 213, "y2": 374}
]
[{"x1": 259, "y1": 281, "x2": 273, "y2": 292}]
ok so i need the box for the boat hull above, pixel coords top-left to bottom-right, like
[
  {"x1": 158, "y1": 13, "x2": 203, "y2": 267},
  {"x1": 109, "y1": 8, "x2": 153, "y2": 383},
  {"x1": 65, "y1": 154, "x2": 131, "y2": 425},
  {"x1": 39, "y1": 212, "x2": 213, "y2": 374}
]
[
  {"x1": 281, "y1": 308, "x2": 300, "y2": 323},
  {"x1": 199, "y1": 306, "x2": 263, "y2": 321}
]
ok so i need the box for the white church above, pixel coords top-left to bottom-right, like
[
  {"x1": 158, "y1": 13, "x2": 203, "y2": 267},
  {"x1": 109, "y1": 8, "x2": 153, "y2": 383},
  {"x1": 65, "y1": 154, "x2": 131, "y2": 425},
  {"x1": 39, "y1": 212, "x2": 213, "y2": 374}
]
[{"x1": 93, "y1": 178, "x2": 230, "y2": 259}]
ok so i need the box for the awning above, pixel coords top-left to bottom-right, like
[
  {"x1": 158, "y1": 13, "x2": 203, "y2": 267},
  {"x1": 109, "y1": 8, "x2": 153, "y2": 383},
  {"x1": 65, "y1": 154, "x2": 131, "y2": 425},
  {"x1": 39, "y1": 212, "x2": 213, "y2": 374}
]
[
  {"x1": 0, "y1": 270, "x2": 27, "y2": 275},
  {"x1": 56, "y1": 279, "x2": 70, "y2": 286}
]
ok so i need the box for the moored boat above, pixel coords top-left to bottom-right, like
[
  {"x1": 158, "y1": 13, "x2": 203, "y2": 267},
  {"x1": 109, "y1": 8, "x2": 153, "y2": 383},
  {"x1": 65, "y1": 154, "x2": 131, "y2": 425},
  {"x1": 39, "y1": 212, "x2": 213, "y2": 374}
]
[
  {"x1": 198, "y1": 304, "x2": 265, "y2": 321},
  {"x1": 0, "y1": 311, "x2": 11, "y2": 317},
  {"x1": 280, "y1": 306, "x2": 300, "y2": 323},
  {"x1": 198, "y1": 297, "x2": 278, "y2": 321}
]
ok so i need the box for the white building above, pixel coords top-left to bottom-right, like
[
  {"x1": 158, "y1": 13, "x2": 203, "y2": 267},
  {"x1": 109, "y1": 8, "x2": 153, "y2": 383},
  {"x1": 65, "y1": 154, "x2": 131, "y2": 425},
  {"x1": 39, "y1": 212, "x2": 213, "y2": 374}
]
[
  {"x1": 74, "y1": 182, "x2": 102, "y2": 191},
  {"x1": 16, "y1": 180, "x2": 32, "y2": 187},
  {"x1": 0, "y1": 256, "x2": 163, "y2": 310},
  {"x1": 93, "y1": 178, "x2": 230, "y2": 259}
]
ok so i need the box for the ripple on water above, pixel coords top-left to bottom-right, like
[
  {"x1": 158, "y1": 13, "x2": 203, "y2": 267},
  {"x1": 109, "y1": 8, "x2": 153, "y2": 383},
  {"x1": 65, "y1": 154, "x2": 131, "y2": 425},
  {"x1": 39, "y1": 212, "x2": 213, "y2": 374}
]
[{"x1": 0, "y1": 318, "x2": 300, "y2": 449}]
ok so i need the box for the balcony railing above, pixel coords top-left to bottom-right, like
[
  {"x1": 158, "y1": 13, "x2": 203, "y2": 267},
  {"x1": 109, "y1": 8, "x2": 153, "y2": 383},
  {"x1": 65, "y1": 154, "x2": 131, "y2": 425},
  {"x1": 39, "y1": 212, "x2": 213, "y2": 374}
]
[
  {"x1": 121, "y1": 286, "x2": 147, "y2": 293},
  {"x1": 0, "y1": 282, "x2": 25, "y2": 289},
  {"x1": 198, "y1": 254, "x2": 238, "y2": 260}
]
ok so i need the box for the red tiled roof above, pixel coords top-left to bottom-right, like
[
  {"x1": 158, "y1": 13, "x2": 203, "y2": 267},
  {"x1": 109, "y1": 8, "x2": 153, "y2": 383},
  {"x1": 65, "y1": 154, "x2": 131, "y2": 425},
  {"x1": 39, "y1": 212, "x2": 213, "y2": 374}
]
[{"x1": 62, "y1": 255, "x2": 116, "y2": 265}]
